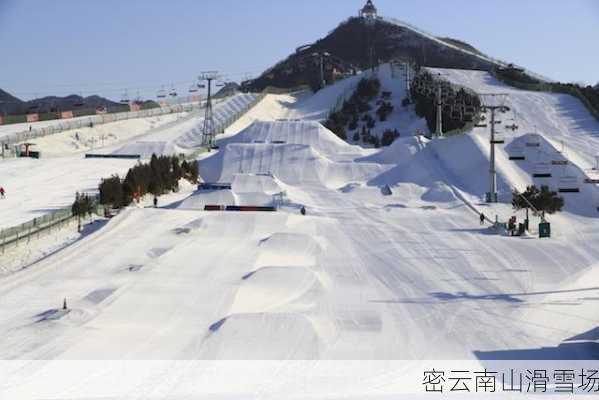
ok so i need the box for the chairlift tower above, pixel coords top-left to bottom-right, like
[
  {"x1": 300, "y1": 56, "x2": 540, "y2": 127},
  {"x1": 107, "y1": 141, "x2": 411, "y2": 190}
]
[
  {"x1": 435, "y1": 85, "x2": 443, "y2": 137},
  {"x1": 480, "y1": 93, "x2": 510, "y2": 203},
  {"x1": 405, "y1": 62, "x2": 412, "y2": 103},
  {"x1": 199, "y1": 71, "x2": 220, "y2": 148}
]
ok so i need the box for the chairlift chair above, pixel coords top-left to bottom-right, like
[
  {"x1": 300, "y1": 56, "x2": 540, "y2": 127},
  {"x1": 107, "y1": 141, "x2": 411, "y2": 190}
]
[
  {"x1": 120, "y1": 90, "x2": 130, "y2": 104},
  {"x1": 188, "y1": 83, "x2": 198, "y2": 93},
  {"x1": 508, "y1": 144, "x2": 525, "y2": 161},
  {"x1": 74, "y1": 93, "x2": 85, "y2": 108},
  {"x1": 558, "y1": 171, "x2": 580, "y2": 193},
  {"x1": 584, "y1": 156, "x2": 599, "y2": 184},
  {"x1": 169, "y1": 87, "x2": 178, "y2": 97},
  {"x1": 533, "y1": 151, "x2": 552, "y2": 178},
  {"x1": 551, "y1": 143, "x2": 569, "y2": 166},
  {"x1": 491, "y1": 131, "x2": 505, "y2": 145},
  {"x1": 157, "y1": 87, "x2": 167, "y2": 99}
]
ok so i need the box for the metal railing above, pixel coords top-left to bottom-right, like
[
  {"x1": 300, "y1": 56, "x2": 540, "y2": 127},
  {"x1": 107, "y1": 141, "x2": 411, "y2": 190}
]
[{"x1": 0, "y1": 194, "x2": 101, "y2": 253}]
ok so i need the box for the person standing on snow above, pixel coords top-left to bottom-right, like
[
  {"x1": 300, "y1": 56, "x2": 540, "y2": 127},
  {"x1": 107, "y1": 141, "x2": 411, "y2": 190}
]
[
  {"x1": 479, "y1": 212, "x2": 485, "y2": 225},
  {"x1": 0, "y1": 186, "x2": 5, "y2": 199},
  {"x1": 300, "y1": 206, "x2": 306, "y2": 216},
  {"x1": 153, "y1": 196, "x2": 158, "y2": 208}
]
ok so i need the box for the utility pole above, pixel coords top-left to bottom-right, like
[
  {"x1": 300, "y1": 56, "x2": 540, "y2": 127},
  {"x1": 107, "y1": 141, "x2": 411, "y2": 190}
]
[
  {"x1": 480, "y1": 93, "x2": 510, "y2": 203},
  {"x1": 199, "y1": 71, "x2": 220, "y2": 149},
  {"x1": 405, "y1": 63, "x2": 412, "y2": 103}
]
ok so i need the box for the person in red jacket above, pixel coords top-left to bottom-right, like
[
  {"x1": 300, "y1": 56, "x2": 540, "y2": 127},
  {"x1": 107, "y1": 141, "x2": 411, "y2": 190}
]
[{"x1": 0, "y1": 186, "x2": 5, "y2": 199}]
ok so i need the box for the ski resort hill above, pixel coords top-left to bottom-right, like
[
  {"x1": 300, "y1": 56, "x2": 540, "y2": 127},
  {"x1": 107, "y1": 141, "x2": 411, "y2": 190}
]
[{"x1": 3, "y1": 60, "x2": 599, "y2": 396}]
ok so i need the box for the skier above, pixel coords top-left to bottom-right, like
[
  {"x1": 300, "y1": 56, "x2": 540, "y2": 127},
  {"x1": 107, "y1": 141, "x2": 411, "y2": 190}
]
[
  {"x1": 153, "y1": 196, "x2": 158, "y2": 208},
  {"x1": 479, "y1": 212, "x2": 485, "y2": 225},
  {"x1": 0, "y1": 186, "x2": 5, "y2": 199},
  {"x1": 300, "y1": 206, "x2": 306, "y2": 216}
]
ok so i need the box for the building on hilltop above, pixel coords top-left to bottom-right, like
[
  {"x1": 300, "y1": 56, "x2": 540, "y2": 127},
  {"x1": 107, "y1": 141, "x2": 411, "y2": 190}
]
[{"x1": 359, "y1": 0, "x2": 378, "y2": 22}]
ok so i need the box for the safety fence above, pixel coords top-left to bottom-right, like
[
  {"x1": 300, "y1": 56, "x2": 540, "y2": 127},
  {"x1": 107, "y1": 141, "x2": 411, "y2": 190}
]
[
  {"x1": 214, "y1": 93, "x2": 266, "y2": 134},
  {"x1": 0, "y1": 194, "x2": 101, "y2": 253}
]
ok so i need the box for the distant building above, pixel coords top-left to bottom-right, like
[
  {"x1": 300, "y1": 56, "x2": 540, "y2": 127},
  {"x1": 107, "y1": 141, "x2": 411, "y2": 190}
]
[{"x1": 359, "y1": 0, "x2": 378, "y2": 21}]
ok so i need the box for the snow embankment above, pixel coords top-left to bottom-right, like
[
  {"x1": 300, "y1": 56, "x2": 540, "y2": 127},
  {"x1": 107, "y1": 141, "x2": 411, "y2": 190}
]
[{"x1": 203, "y1": 120, "x2": 386, "y2": 188}]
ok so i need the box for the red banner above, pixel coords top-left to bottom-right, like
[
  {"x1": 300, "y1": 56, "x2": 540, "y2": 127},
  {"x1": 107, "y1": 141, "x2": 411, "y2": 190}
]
[
  {"x1": 130, "y1": 103, "x2": 141, "y2": 112},
  {"x1": 61, "y1": 110, "x2": 74, "y2": 119},
  {"x1": 26, "y1": 113, "x2": 39, "y2": 123},
  {"x1": 0, "y1": 115, "x2": 4, "y2": 125}
]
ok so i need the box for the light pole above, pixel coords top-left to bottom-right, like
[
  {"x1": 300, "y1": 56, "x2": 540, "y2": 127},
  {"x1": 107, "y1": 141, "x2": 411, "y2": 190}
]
[{"x1": 312, "y1": 51, "x2": 330, "y2": 89}]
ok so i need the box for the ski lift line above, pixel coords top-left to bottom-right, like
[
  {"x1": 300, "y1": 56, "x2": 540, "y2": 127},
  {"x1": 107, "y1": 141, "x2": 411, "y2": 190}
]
[
  {"x1": 4, "y1": 68, "x2": 263, "y2": 98},
  {"x1": 4, "y1": 69, "x2": 262, "y2": 91}
]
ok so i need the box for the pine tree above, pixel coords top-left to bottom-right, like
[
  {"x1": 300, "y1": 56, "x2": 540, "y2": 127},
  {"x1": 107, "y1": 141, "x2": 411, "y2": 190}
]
[{"x1": 512, "y1": 185, "x2": 564, "y2": 216}]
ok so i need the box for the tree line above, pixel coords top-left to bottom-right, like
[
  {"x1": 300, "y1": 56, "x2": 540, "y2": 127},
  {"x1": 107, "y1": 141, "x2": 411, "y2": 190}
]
[{"x1": 99, "y1": 154, "x2": 199, "y2": 208}]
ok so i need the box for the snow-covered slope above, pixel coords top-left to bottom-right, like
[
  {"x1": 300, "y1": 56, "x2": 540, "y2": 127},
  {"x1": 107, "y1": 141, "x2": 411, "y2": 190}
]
[
  {"x1": 383, "y1": 17, "x2": 554, "y2": 82},
  {"x1": 3, "y1": 66, "x2": 599, "y2": 399},
  {"x1": 0, "y1": 157, "x2": 135, "y2": 230},
  {"x1": 428, "y1": 67, "x2": 599, "y2": 215}
]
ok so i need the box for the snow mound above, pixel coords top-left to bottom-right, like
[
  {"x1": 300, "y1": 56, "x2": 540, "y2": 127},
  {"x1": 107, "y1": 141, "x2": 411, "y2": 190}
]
[
  {"x1": 231, "y1": 173, "x2": 282, "y2": 195},
  {"x1": 202, "y1": 312, "x2": 321, "y2": 359},
  {"x1": 359, "y1": 136, "x2": 424, "y2": 165},
  {"x1": 257, "y1": 232, "x2": 322, "y2": 267},
  {"x1": 218, "y1": 120, "x2": 358, "y2": 157},
  {"x1": 231, "y1": 266, "x2": 323, "y2": 314},
  {"x1": 175, "y1": 190, "x2": 236, "y2": 210},
  {"x1": 421, "y1": 182, "x2": 458, "y2": 203},
  {"x1": 200, "y1": 143, "x2": 384, "y2": 188}
]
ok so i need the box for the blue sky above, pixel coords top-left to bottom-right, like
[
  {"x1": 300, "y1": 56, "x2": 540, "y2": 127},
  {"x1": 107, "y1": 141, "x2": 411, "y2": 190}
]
[{"x1": 1, "y1": 0, "x2": 598, "y2": 101}]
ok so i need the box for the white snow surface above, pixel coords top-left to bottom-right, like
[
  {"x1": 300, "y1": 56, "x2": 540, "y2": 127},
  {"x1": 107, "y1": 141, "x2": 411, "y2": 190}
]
[{"x1": 2, "y1": 66, "x2": 599, "y2": 398}]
